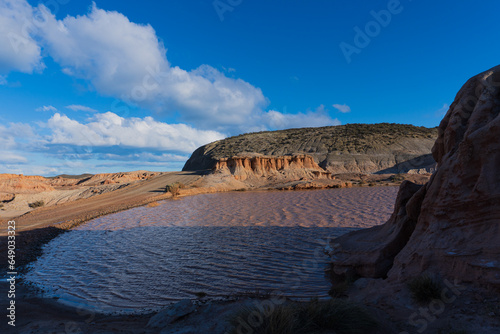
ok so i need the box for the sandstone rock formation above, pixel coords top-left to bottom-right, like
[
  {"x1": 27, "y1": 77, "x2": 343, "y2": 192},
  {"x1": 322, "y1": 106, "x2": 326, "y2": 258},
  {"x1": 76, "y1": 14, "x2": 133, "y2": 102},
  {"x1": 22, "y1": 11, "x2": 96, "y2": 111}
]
[
  {"x1": 0, "y1": 171, "x2": 163, "y2": 216},
  {"x1": 74, "y1": 171, "x2": 160, "y2": 186},
  {"x1": 329, "y1": 65, "x2": 500, "y2": 288},
  {"x1": 213, "y1": 154, "x2": 332, "y2": 181},
  {"x1": 183, "y1": 123, "x2": 438, "y2": 174},
  {"x1": 0, "y1": 174, "x2": 56, "y2": 194}
]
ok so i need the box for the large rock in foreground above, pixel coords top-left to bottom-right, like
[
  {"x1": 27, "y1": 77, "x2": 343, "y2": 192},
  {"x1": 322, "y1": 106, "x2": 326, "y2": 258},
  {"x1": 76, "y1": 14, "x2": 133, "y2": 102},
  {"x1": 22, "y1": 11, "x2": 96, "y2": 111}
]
[{"x1": 330, "y1": 65, "x2": 500, "y2": 288}]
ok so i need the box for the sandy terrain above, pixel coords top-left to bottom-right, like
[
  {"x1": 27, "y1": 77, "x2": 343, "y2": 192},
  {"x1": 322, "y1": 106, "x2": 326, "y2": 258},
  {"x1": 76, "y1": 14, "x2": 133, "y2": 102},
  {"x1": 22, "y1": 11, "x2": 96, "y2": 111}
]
[{"x1": 0, "y1": 171, "x2": 201, "y2": 235}]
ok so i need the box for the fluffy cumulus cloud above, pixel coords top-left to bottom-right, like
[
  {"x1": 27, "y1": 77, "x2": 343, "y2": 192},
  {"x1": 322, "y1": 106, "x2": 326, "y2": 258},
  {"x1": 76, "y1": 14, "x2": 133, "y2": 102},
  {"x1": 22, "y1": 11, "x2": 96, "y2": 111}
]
[
  {"x1": 34, "y1": 3, "x2": 267, "y2": 130},
  {"x1": 0, "y1": 1, "x2": 345, "y2": 175},
  {"x1": 332, "y1": 104, "x2": 351, "y2": 113},
  {"x1": 0, "y1": 0, "x2": 43, "y2": 75},
  {"x1": 1, "y1": 1, "x2": 341, "y2": 134},
  {"x1": 47, "y1": 112, "x2": 225, "y2": 153}
]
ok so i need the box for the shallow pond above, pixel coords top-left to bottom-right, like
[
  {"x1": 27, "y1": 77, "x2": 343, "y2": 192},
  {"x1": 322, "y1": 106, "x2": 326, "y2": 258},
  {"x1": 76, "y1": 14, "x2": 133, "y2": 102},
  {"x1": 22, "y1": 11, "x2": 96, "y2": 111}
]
[{"x1": 25, "y1": 186, "x2": 398, "y2": 313}]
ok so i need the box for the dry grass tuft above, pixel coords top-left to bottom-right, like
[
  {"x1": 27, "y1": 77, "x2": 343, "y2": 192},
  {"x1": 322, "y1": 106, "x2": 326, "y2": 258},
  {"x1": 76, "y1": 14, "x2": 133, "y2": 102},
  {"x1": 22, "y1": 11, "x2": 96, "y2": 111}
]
[
  {"x1": 229, "y1": 299, "x2": 376, "y2": 334},
  {"x1": 28, "y1": 200, "x2": 45, "y2": 208}
]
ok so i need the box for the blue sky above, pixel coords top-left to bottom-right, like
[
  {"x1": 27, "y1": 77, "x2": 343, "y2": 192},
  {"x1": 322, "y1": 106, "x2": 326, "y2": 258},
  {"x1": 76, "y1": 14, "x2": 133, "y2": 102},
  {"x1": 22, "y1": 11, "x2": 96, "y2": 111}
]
[{"x1": 1, "y1": 0, "x2": 499, "y2": 176}]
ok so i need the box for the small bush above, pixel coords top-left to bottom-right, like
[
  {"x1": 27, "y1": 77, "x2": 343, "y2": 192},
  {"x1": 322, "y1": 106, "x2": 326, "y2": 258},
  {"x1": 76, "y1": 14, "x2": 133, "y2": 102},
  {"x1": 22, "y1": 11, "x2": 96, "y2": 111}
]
[
  {"x1": 229, "y1": 299, "x2": 376, "y2": 334},
  {"x1": 390, "y1": 174, "x2": 406, "y2": 182},
  {"x1": 147, "y1": 201, "x2": 160, "y2": 208},
  {"x1": 407, "y1": 275, "x2": 442, "y2": 304},
  {"x1": 0, "y1": 203, "x2": 4, "y2": 209},
  {"x1": 28, "y1": 200, "x2": 45, "y2": 208},
  {"x1": 165, "y1": 183, "x2": 181, "y2": 197}
]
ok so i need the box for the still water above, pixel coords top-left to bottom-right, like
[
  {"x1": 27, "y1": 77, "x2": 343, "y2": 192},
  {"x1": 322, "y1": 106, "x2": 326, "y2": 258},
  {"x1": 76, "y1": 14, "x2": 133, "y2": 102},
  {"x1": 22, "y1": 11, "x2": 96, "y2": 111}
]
[{"x1": 25, "y1": 187, "x2": 398, "y2": 313}]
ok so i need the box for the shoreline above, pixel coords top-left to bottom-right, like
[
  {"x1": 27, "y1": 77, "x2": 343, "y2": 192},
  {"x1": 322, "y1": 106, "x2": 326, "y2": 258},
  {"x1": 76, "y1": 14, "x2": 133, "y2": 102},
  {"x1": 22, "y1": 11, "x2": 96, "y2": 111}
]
[
  {"x1": 0, "y1": 171, "x2": 427, "y2": 276},
  {"x1": 1, "y1": 181, "x2": 403, "y2": 333},
  {"x1": 2, "y1": 173, "x2": 497, "y2": 333}
]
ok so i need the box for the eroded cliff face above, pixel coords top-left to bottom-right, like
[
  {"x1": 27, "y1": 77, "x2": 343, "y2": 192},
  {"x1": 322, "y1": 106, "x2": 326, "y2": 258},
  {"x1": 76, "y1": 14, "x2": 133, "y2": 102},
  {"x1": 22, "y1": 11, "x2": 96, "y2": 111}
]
[
  {"x1": 213, "y1": 154, "x2": 332, "y2": 181},
  {"x1": 182, "y1": 124, "x2": 438, "y2": 174},
  {"x1": 330, "y1": 65, "x2": 500, "y2": 288},
  {"x1": 0, "y1": 174, "x2": 57, "y2": 194}
]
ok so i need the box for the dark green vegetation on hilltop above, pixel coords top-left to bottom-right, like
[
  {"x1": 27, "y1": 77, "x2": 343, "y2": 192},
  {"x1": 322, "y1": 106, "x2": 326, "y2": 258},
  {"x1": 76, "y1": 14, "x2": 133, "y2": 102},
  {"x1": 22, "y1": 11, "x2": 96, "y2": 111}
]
[{"x1": 183, "y1": 123, "x2": 438, "y2": 174}]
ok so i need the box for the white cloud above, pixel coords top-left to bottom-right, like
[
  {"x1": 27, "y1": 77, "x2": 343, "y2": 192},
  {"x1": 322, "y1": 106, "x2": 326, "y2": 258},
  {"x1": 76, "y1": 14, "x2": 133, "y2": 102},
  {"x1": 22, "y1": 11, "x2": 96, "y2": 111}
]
[
  {"x1": 0, "y1": 122, "x2": 35, "y2": 149},
  {"x1": 261, "y1": 105, "x2": 341, "y2": 130},
  {"x1": 0, "y1": 151, "x2": 27, "y2": 163},
  {"x1": 1, "y1": 2, "x2": 344, "y2": 136},
  {"x1": 47, "y1": 112, "x2": 225, "y2": 153},
  {"x1": 66, "y1": 104, "x2": 98, "y2": 113},
  {"x1": 35, "y1": 3, "x2": 267, "y2": 131},
  {"x1": 0, "y1": 75, "x2": 6, "y2": 85},
  {"x1": 0, "y1": 0, "x2": 43, "y2": 75},
  {"x1": 332, "y1": 104, "x2": 351, "y2": 113},
  {"x1": 102, "y1": 152, "x2": 188, "y2": 162},
  {"x1": 36, "y1": 105, "x2": 57, "y2": 112}
]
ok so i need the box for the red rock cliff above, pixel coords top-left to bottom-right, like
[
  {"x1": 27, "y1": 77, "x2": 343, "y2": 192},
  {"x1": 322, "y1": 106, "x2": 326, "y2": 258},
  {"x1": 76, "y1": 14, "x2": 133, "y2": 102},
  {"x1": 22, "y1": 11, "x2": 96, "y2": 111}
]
[
  {"x1": 330, "y1": 65, "x2": 500, "y2": 289},
  {"x1": 213, "y1": 154, "x2": 333, "y2": 181}
]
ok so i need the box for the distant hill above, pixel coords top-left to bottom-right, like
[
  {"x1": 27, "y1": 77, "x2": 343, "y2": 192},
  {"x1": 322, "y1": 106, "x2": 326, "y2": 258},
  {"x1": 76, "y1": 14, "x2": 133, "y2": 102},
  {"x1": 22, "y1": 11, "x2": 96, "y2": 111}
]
[
  {"x1": 46, "y1": 173, "x2": 94, "y2": 180},
  {"x1": 183, "y1": 123, "x2": 438, "y2": 174}
]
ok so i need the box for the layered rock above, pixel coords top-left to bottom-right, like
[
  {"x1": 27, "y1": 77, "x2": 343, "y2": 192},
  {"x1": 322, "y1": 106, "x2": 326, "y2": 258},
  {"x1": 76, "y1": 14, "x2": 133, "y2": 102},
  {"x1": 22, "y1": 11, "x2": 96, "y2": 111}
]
[
  {"x1": 183, "y1": 123, "x2": 438, "y2": 174},
  {"x1": 0, "y1": 174, "x2": 56, "y2": 194},
  {"x1": 75, "y1": 171, "x2": 160, "y2": 186},
  {"x1": 213, "y1": 154, "x2": 332, "y2": 181},
  {"x1": 329, "y1": 65, "x2": 500, "y2": 288}
]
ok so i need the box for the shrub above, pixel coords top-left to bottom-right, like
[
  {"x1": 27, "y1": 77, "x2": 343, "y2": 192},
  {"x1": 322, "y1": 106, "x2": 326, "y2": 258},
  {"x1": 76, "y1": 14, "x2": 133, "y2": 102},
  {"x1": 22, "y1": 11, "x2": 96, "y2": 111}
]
[
  {"x1": 28, "y1": 200, "x2": 45, "y2": 208},
  {"x1": 390, "y1": 174, "x2": 406, "y2": 182},
  {"x1": 407, "y1": 275, "x2": 442, "y2": 304},
  {"x1": 165, "y1": 183, "x2": 182, "y2": 198},
  {"x1": 228, "y1": 299, "x2": 376, "y2": 334},
  {"x1": 147, "y1": 201, "x2": 160, "y2": 208}
]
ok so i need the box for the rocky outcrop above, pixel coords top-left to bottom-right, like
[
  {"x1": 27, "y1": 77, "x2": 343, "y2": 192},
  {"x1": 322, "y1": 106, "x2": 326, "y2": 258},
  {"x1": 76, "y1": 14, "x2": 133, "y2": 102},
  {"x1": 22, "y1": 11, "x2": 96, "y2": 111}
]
[
  {"x1": 214, "y1": 154, "x2": 332, "y2": 181},
  {"x1": 183, "y1": 123, "x2": 438, "y2": 174},
  {"x1": 329, "y1": 65, "x2": 500, "y2": 288},
  {"x1": 0, "y1": 193, "x2": 15, "y2": 203},
  {"x1": 329, "y1": 181, "x2": 424, "y2": 279},
  {"x1": 0, "y1": 171, "x2": 161, "y2": 194},
  {"x1": 75, "y1": 171, "x2": 160, "y2": 186},
  {"x1": 0, "y1": 174, "x2": 56, "y2": 194}
]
